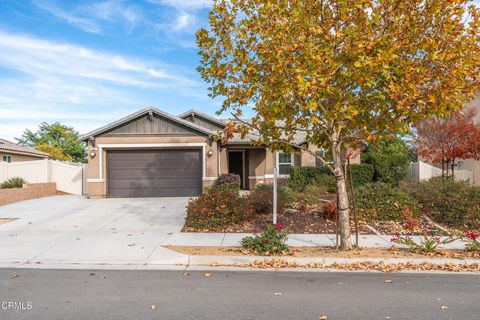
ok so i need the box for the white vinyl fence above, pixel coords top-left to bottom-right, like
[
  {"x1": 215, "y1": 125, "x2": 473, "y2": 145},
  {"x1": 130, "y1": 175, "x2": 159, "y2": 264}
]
[
  {"x1": 0, "y1": 159, "x2": 87, "y2": 195},
  {"x1": 407, "y1": 161, "x2": 473, "y2": 184}
]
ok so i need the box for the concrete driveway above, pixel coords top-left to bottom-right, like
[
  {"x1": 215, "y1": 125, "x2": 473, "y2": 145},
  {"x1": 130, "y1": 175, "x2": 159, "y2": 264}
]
[{"x1": 0, "y1": 195, "x2": 190, "y2": 266}]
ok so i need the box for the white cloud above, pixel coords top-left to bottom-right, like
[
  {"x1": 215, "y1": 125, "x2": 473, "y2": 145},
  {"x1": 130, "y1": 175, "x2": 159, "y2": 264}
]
[
  {"x1": 0, "y1": 30, "x2": 196, "y2": 88},
  {"x1": 148, "y1": 0, "x2": 212, "y2": 10},
  {"x1": 33, "y1": 0, "x2": 143, "y2": 34},
  {"x1": 32, "y1": 0, "x2": 102, "y2": 34}
]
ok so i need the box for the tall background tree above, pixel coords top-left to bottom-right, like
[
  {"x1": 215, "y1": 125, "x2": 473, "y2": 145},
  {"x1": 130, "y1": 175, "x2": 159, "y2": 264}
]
[
  {"x1": 362, "y1": 137, "x2": 412, "y2": 186},
  {"x1": 197, "y1": 0, "x2": 480, "y2": 249},
  {"x1": 16, "y1": 122, "x2": 87, "y2": 163},
  {"x1": 416, "y1": 108, "x2": 480, "y2": 177}
]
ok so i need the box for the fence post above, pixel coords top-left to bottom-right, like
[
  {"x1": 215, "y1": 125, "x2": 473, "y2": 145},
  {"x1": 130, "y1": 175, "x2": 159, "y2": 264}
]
[{"x1": 273, "y1": 167, "x2": 278, "y2": 225}]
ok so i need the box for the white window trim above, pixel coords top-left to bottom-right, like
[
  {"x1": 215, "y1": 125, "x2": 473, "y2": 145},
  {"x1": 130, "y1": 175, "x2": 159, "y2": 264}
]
[
  {"x1": 2, "y1": 155, "x2": 12, "y2": 163},
  {"x1": 276, "y1": 152, "x2": 294, "y2": 177}
]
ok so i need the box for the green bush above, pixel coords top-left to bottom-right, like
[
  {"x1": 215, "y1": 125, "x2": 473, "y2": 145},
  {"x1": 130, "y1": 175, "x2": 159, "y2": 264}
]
[
  {"x1": 291, "y1": 184, "x2": 328, "y2": 205},
  {"x1": 361, "y1": 137, "x2": 411, "y2": 185},
  {"x1": 212, "y1": 173, "x2": 240, "y2": 192},
  {"x1": 409, "y1": 177, "x2": 480, "y2": 229},
  {"x1": 0, "y1": 177, "x2": 26, "y2": 189},
  {"x1": 241, "y1": 224, "x2": 289, "y2": 255},
  {"x1": 288, "y1": 166, "x2": 332, "y2": 191},
  {"x1": 349, "y1": 163, "x2": 374, "y2": 186},
  {"x1": 355, "y1": 183, "x2": 417, "y2": 222},
  {"x1": 185, "y1": 188, "x2": 253, "y2": 231},
  {"x1": 248, "y1": 184, "x2": 293, "y2": 214}
]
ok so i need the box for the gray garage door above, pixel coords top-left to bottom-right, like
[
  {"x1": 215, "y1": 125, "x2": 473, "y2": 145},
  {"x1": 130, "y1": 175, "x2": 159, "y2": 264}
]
[{"x1": 107, "y1": 149, "x2": 202, "y2": 198}]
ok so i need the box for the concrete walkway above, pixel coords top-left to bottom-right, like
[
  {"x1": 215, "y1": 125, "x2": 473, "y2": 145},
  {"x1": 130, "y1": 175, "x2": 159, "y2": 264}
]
[{"x1": 161, "y1": 232, "x2": 468, "y2": 250}]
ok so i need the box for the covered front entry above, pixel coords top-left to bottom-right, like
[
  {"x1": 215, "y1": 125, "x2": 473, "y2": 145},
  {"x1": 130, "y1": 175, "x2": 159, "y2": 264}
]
[
  {"x1": 227, "y1": 150, "x2": 245, "y2": 189},
  {"x1": 107, "y1": 149, "x2": 202, "y2": 198}
]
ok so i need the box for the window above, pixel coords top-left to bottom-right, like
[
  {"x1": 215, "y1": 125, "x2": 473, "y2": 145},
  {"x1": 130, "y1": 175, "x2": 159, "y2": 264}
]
[
  {"x1": 277, "y1": 152, "x2": 294, "y2": 176},
  {"x1": 315, "y1": 150, "x2": 325, "y2": 168},
  {"x1": 2, "y1": 155, "x2": 12, "y2": 163}
]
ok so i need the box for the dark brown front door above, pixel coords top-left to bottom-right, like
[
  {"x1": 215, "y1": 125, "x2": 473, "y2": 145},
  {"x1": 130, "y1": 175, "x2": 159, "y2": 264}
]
[
  {"x1": 107, "y1": 149, "x2": 202, "y2": 198},
  {"x1": 228, "y1": 151, "x2": 244, "y2": 188}
]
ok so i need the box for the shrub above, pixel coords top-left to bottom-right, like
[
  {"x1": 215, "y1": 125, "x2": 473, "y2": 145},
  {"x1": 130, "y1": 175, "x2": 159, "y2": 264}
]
[
  {"x1": 248, "y1": 184, "x2": 293, "y2": 214},
  {"x1": 292, "y1": 184, "x2": 328, "y2": 205},
  {"x1": 185, "y1": 188, "x2": 253, "y2": 231},
  {"x1": 323, "y1": 201, "x2": 337, "y2": 220},
  {"x1": 288, "y1": 166, "x2": 332, "y2": 191},
  {"x1": 349, "y1": 163, "x2": 374, "y2": 186},
  {"x1": 361, "y1": 137, "x2": 411, "y2": 185},
  {"x1": 355, "y1": 183, "x2": 417, "y2": 222},
  {"x1": 212, "y1": 173, "x2": 240, "y2": 192},
  {"x1": 463, "y1": 230, "x2": 480, "y2": 252},
  {"x1": 390, "y1": 232, "x2": 457, "y2": 253},
  {"x1": 0, "y1": 177, "x2": 26, "y2": 189},
  {"x1": 241, "y1": 224, "x2": 289, "y2": 255},
  {"x1": 409, "y1": 177, "x2": 480, "y2": 229}
]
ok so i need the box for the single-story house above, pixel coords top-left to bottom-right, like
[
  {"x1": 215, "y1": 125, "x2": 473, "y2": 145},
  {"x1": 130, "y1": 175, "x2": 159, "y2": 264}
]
[
  {"x1": 0, "y1": 139, "x2": 49, "y2": 163},
  {"x1": 80, "y1": 107, "x2": 359, "y2": 198}
]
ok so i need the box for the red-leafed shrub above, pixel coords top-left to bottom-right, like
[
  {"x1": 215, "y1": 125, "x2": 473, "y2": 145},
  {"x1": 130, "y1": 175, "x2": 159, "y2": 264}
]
[
  {"x1": 323, "y1": 201, "x2": 336, "y2": 221},
  {"x1": 185, "y1": 188, "x2": 253, "y2": 231}
]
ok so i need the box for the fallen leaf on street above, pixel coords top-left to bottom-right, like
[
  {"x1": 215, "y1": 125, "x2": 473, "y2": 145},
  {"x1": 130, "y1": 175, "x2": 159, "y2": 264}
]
[
  {"x1": 319, "y1": 315, "x2": 328, "y2": 320},
  {"x1": 89, "y1": 272, "x2": 96, "y2": 276},
  {"x1": 128, "y1": 243, "x2": 136, "y2": 247},
  {"x1": 149, "y1": 305, "x2": 156, "y2": 310},
  {"x1": 384, "y1": 279, "x2": 393, "y2": 283},
  {"x1": 10, "y1": 274, "x2": 18, "y2": 279},
  {"x1": 274, "y1": 292, "x2": 282, "y2": 296},
  {"x1": 441, "y1": 306, "x2": 448, "y2": 310},
  {"x1": 204, "y1": 272, "x2": 212, "y2": 277},
  {"x1": 182, "y1": 272, "x2": 190, "y2": 276}
]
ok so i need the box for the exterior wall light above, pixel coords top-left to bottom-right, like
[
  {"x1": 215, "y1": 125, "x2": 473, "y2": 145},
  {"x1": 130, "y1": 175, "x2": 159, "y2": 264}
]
[
  {"x1": 207, "y1": 149, "x2": 213, "y2": 157},
  {"x1": 90, "y1": 147, "x2": 97, "y2": 158}
]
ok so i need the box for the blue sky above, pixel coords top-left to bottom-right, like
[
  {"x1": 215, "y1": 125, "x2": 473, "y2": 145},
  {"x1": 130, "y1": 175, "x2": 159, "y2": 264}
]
[
  {"x1": 0, "y1": 0, "x2": 219, "y2": 141},
  {"x1": 0, "y1": 1, "x2": 479, "y2": 141}
]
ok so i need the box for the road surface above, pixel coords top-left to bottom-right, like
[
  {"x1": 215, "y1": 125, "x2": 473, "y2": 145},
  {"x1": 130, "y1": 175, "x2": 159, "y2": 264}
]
[{"x1": 1, "y1": 268, "x2": 479, "y2": 319}]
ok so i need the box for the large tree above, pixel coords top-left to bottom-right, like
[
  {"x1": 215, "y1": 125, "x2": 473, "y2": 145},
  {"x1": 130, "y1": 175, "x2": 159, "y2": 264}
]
[
  {"x1": 197, "y1": 0, "x2": 480, "y2": 249},
  {"x1": 416, "y1": 108, "x2": 480, "y2": 177},
  {"x1": 16, "y1": 122, "x2": 87, "y2": 163}
]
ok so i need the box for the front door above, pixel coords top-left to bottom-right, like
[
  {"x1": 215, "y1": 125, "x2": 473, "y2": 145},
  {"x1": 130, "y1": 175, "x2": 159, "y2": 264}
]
[{"x1": 228, "y1": 151, "x2": 244, "y2": 188}]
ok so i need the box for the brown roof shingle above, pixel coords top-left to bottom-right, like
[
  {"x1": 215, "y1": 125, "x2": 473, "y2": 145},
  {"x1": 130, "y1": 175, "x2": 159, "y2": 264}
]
[{"x1": 0, "y1": 139, "x2": 49, "y2": 158}]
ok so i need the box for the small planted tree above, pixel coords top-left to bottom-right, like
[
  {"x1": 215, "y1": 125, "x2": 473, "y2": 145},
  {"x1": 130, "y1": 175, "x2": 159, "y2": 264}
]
[
  {"x1": 416, "y1": 108, "x2": 480, "y2": 177},
  {"x1": 197, "y1": 0, "x2": 480, "y2": 250}
]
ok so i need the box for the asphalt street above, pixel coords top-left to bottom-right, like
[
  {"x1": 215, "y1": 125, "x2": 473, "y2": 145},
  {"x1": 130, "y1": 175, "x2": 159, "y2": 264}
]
[{"x1": 1, "y1": 268, "x2": 479, "y2": 320}]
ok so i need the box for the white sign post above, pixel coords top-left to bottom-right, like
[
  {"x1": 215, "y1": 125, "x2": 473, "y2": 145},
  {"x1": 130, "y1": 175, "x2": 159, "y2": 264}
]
[{"x1": 273, "y1": 167, "x2": 278, "y2": 225}]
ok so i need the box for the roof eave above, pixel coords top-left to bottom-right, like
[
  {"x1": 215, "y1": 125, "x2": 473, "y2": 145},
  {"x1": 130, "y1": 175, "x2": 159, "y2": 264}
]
[{"x1": 80, "y1": 107, "x2": 215, "y2": 141}]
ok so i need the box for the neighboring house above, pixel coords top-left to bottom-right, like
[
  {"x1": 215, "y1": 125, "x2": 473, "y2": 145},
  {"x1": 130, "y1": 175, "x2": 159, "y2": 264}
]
[
  {"x1": 451, "y1": 92, "x2": 480, "y2": 185},
  {"x1": 417, "y1": 92, "x2": 480, "y2": 185},
  {"x1": 80, "y1": 107, "x2": 359, "y2": 198},
  {"x1": 0, "y1": 139, "x2": 49, "y2": 163}
]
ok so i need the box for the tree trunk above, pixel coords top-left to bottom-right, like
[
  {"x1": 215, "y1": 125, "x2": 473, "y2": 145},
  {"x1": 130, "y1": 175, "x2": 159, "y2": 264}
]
[
  {"x1": 451, "y1": 158, "x2": 455, "y2": 180},
  {"x1": 331, "y1": 138, "x2": 352, "y2": 251}
]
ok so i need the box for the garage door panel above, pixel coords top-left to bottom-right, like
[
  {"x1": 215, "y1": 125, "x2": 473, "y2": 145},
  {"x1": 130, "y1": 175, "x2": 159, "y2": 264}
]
[{"x1": 107, "y1": 149, "x2": 202, "y2": 198}]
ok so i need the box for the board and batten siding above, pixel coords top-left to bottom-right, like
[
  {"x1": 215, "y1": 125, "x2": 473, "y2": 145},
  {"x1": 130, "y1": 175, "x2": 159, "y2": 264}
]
[{"x1": 102, "y1": 113, "x2": 204, "y2": 136}]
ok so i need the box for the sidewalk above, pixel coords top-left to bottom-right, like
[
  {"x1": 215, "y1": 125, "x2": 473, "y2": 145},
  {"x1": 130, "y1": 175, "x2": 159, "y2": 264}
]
[{"x1": 160, "y1": 232, "x2": 467, "y2": 250}]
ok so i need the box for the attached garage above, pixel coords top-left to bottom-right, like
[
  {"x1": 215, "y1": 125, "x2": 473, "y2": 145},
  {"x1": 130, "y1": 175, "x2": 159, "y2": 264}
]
[{"x1": 107, "y1": 149, "x2": 202, "y2": 198}]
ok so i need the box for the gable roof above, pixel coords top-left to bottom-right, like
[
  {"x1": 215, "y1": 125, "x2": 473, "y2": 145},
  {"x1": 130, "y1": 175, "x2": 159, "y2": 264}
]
[
  {"x1": 178, "y1": 109, "x2": 227, "y2": 128},
  {"x1": 0, "y1": 139, "x2": 49, "y2": 158},
  {"x1": 79, "y1": 107, "x2": 216, "y2": 141}
]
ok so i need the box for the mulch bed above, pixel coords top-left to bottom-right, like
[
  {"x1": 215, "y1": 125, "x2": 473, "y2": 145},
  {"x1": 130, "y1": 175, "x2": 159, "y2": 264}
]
[
  {"x1": 372, "y1": 216, "x2": 448, "y2": 236},
  {"x1": 183, "y1": 204, "x2": 375, "y2": 234}
]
